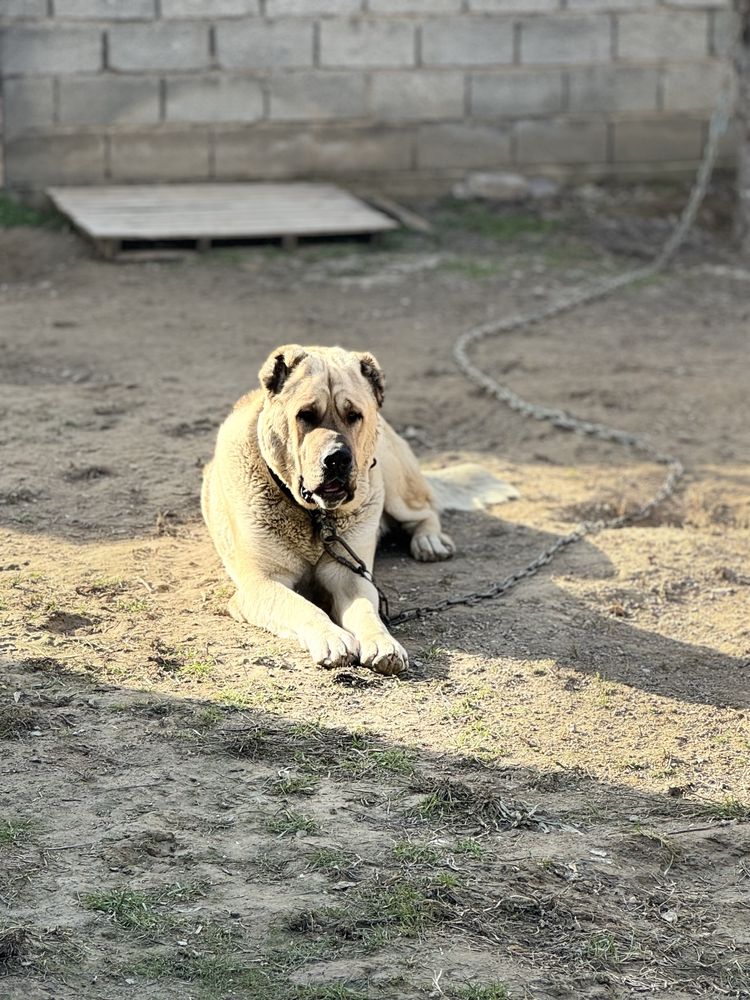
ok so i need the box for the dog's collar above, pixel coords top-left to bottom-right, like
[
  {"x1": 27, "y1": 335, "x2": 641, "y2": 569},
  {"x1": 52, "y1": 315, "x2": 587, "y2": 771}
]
[
  {"x1": 264, "y1": 462, "x2": 298, "y2": 506},
  {"x1": 264, "y1": 458, "x2": 377, "y2": 509}
]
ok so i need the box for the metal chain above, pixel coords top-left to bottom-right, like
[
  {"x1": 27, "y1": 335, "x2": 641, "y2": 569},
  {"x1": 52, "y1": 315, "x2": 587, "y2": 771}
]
[
  {"x1": 315, "y1": 512, "x2": 392, "y2": 622},
  {"x1": 385, "y1": 46, "x2": 736, "y2": 629}
]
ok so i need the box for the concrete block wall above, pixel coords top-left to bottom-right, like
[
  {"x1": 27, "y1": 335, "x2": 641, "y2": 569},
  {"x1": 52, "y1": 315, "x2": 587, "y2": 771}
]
[{"x1": 0, "y1": 0, "x2": 734, "y2": 195}]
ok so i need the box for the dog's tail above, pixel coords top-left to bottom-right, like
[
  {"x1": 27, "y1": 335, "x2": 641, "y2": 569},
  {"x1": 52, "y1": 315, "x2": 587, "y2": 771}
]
[{"x1": 424, "y1": 463, "x2": 519, "y2": 512}]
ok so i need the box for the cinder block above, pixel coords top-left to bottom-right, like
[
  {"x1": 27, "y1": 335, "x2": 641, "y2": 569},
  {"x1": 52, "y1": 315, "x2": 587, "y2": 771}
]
[
  {"x1": 417, "y1": 122, "x2": 512, "y2": 168},
  {"x1": 59, "y1": 75, "x2": 160, "y2": 125},
  {"x1": 1, "y1": 77, "x2": 54, "y2": 137},
  {"x1": 370, "y1": 70, "x2": 463, "y2": 120},
  {"x1": 166, "y1": 75, "x2": 263, "y2": 122},
  {"x1": 110, "y1": 130, "x2": 211, "y2": 180},
  {"x1": 0, "y1": 25, "x2": 102, "y2": 75},
  {"x1": 666, "y1": 0, "x2": 727, "y2": 7},
  {"x1": 215, "y1": 123, "x2": 413, "y2": 177},
  {"x1": 469, "y1": 0, "x2": 559, "y2": 11},
  {"x1": 422, "y1": 18, "x2": 513, "y2": 67},
  {"x1": 613, "y1": 119, "x2": 704, "y2": 161},
  {"x1": 320, "y1": 19, "x2": 415, "y2": 68},
  {"x1": 0, "y1": 0, "x2": 48, "y2": 18},
  {"x1": 5, "y1": 81, "x2": 55, "y2": 144},
  {"x1": 710, "y1": 10, "x2": 733, "y2": 59},
  {"x1": 266, "y1": 0, "x2": 362, "y2": 14},
  {"x1": 568, "y1": 66, "x2": 658, "y2": 113},
  {"x1": 54, "y1": 0, "x2": 156, "y2": 17},
  {"x1": 566, "y1": 0, "x2": 656, "y2": 9},
  {"x1": 470, "y1": 70, "x2": 563, "y2": 117},
  {"x1": 662, "y1": 62, "x2": 729, "y2": 112},
  {"x1": 516, "y1": 119, "x2": 607, "y2": 163},
  {"x1": 108, "y1": 22, "x2": 209, "y2": 72},
  {"x1": 4, "y1": 133, "x2": 105, "y2": 186},
  {"x1": 617, "y1": 12, "x2": 709, "y2": 61},
  {"x1": 369, "y1": 1, "x2": 461, "y2": 12},
  {"x1": 520, "y1": 15, "x2": 611, "y2": 65},
  {"x1": 162, "y1": 0, "x2": 259, "y2": 16},
  {"x1": 269, "y1": 72, "x2": 367, "y2": 120},
  {"x1": 216, "y1": 19, "x2": 313, "y2": 69}
]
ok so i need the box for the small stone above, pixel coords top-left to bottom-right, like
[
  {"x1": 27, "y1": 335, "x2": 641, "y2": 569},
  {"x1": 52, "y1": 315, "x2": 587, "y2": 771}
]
[
  {"x1": 527, "y1": 176, "x2": 560, "y2": 200},
  {"x1": 453, "y1": 171, "x2": 529, "y2": 203}
]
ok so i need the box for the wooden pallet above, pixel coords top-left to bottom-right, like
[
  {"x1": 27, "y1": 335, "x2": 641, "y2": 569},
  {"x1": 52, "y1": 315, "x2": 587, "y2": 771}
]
[{"x1": 47, "y1": 182, "x2": 399, "y2": 259}]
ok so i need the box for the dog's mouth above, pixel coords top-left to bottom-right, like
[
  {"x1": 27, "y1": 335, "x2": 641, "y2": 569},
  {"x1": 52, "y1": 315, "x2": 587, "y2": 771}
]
[{"x1": 300, "y1": 477, "x2": 352, "y2": 509}]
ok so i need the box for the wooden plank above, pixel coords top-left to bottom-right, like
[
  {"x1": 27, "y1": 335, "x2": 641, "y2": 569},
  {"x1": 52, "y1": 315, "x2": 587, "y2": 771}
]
[
  {"x1": 47, "y1": 183, "x2": 398, "y2": 247},
  {"x1": 358, "y1": 190, "x2": 433, "y2": 233}
]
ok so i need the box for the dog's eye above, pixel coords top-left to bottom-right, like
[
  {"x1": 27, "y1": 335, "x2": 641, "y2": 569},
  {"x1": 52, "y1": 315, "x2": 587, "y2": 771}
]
[
  {"x1": 346, "y1": 412, "x2": 363, "y2": 425},
  {"x1": 297, "y1": 409, "x2": 318, "y2": 425}
]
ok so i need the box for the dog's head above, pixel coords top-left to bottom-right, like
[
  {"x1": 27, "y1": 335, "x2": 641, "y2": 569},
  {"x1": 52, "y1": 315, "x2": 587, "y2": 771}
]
[{"x1": 257, "y1": 344, "x2": 384, "y2": 511}]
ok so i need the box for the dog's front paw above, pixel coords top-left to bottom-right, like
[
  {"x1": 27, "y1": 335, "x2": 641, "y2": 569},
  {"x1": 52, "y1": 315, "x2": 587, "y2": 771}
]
[
  {"x1": 359, "y1": 633, "x2": 408, "y2": 676},
  {"x1": 304, "y1": 625, "x2": 360, "y2": 671},
  {"x1": 410, "y1": 531, "x2": 455, "y2": 563}
]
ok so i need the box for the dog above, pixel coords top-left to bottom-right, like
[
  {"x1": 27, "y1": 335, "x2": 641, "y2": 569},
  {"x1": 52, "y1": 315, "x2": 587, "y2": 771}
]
[{"x1": 201, "y1": 344, "x2": 455, "y2": 675}]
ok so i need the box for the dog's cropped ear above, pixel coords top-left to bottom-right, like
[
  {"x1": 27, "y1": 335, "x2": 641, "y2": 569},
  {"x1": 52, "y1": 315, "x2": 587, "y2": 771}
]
[
  {"x1": 358, "y1": 352, "x2": 385, "y2": 408},
  {"x1": 259, "y1": 345, "x2": 307, "y2": 395}
]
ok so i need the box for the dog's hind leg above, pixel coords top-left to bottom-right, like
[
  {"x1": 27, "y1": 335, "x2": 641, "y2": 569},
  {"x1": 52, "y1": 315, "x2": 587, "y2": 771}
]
[{"x1": 377, "y1": 420, "x2": 455, "y2": 563}]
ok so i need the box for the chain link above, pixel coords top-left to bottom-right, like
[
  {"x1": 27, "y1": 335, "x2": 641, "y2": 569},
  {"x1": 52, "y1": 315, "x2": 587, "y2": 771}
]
[{"x1": 385, "y1": 45, "x2": 736, "y2": 629}]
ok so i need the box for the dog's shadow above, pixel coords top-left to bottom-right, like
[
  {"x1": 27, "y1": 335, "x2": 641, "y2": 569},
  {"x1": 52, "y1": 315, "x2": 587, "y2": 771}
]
[{"x1": 372, "y1": 508, "x2": 749, "y2": 710}]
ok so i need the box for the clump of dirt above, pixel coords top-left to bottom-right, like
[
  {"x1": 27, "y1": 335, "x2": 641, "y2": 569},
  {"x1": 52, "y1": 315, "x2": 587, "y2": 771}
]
[
  {"x1": 0, "y1": 928, "x2": 27, "y2": 967},
  {"x1": 0, "y1": 705, "x2": 43, "y2": 739},
  {"x1": 409, "y1": 777, "x2": 560, "y2": 832}
]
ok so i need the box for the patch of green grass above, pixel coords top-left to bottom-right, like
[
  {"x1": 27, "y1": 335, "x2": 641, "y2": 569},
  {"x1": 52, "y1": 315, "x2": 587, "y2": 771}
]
[
  {"x1": 434, "y1": 202, "x2": 559, "y2": 242},
  {"x1": 115, "y1": 597, "x2": 150, "y2": 615},
  {"x1": 0, "y1": 194, "x2": 64, "y2": 229},
  {"x1": 137, "y1": 952, "x2": 260, "y2": 992},
  {"x1": 193, "y1": 706, "x2": 223, "y2": 729},
  {"x1": 291, "y1": 875, "x2": 456, "y2": 952},
  {"x1": 216, "y1": 687, "x2": 252, "y2": 710},
  {"x1": 421, "y1": 643, "x2": 449, "y2": 662},
  {"x1": 83, "y1": 882, "x2": 206, "y2": 931},
  {"x1": 271, "y1": 774, "x2": 319, "y2": 797},
  {"x1": 361, "y1": 882, "x2": 435, "y2": 939},
  {"x1": 84, "y1": 888, "x2": 159, "y2": 930},
  {"x1": 137, "y1": 948, "x2": 367, "y2": 999},
  {"x1": 267, "y1": 810, "x2": 319, "y2": 837},
  {"x1": 392, "y1": 841, "x2": 441, "y2": 866},
  {"x1": 582, "y1": 932, "x2": 620, "y2": 967},
  {"x1": 453, "y1": 837, "x2": 486, "y2": 860},
  {"x1": 180, "y1": 653, "x2": 216, "y2": 679},
  {"x1": 306, "y1": 847, "x2": 357, "y2": 876},
  {"x1": 148, "y1": 641, "x2": 216, "y2": 679},
  {"x1": 454, "y1": 985, "x2": 512, "y2": 1000},
  {"x1": 697, "y1": 796, "x2": 750, "y2": 821},
  {"x1": 0, "y1": 819, "x2": 32, "y2": 847},
  {"x1": 336, "y1": 747, "x2": 415, "y2": 778}
]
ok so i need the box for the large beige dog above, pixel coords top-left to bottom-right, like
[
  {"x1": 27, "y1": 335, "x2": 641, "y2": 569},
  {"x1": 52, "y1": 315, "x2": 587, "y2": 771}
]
[{"x1": 201, "y1": 344, "x2": 454, "y2": 675}]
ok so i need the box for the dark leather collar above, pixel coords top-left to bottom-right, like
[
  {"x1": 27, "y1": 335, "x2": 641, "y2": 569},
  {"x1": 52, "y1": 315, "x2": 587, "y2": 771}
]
[{"x1": 265, "y1": 462, "x2": 298, "y2": 506}]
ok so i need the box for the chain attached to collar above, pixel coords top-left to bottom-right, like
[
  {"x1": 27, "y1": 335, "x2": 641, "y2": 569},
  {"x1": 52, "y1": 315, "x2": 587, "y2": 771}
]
[{"x1": 312, "y1": 511, "x2": 391, "y2": 624}]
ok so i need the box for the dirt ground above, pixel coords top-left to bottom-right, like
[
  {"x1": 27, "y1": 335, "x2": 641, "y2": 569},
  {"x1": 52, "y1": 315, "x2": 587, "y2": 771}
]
[{"x1": 1, "y1": 185, "x2": 749, "y2": 1000}]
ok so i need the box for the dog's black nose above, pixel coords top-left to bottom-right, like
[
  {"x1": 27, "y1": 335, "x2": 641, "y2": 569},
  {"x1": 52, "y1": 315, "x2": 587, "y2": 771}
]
[{"x1": 324, "y1": 447, "x2": 352, "y2": 477}]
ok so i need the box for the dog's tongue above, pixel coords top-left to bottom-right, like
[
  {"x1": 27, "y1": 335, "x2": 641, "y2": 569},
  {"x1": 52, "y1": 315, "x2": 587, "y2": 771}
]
[{"x1": 317, "y1": 480, "x2": 344, "y2": 496}]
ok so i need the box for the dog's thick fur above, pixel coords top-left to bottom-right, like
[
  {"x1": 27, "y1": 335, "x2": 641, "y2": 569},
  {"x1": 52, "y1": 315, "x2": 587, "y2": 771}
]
[{"x1": 201, "y1": 344, "x2": 454, "y2": 675}]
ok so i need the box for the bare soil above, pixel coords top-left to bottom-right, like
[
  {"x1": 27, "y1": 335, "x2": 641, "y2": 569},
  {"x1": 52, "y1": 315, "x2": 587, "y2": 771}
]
[{"x1": 1, "y1": 186, "x2": 749, "y2": 1000}]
